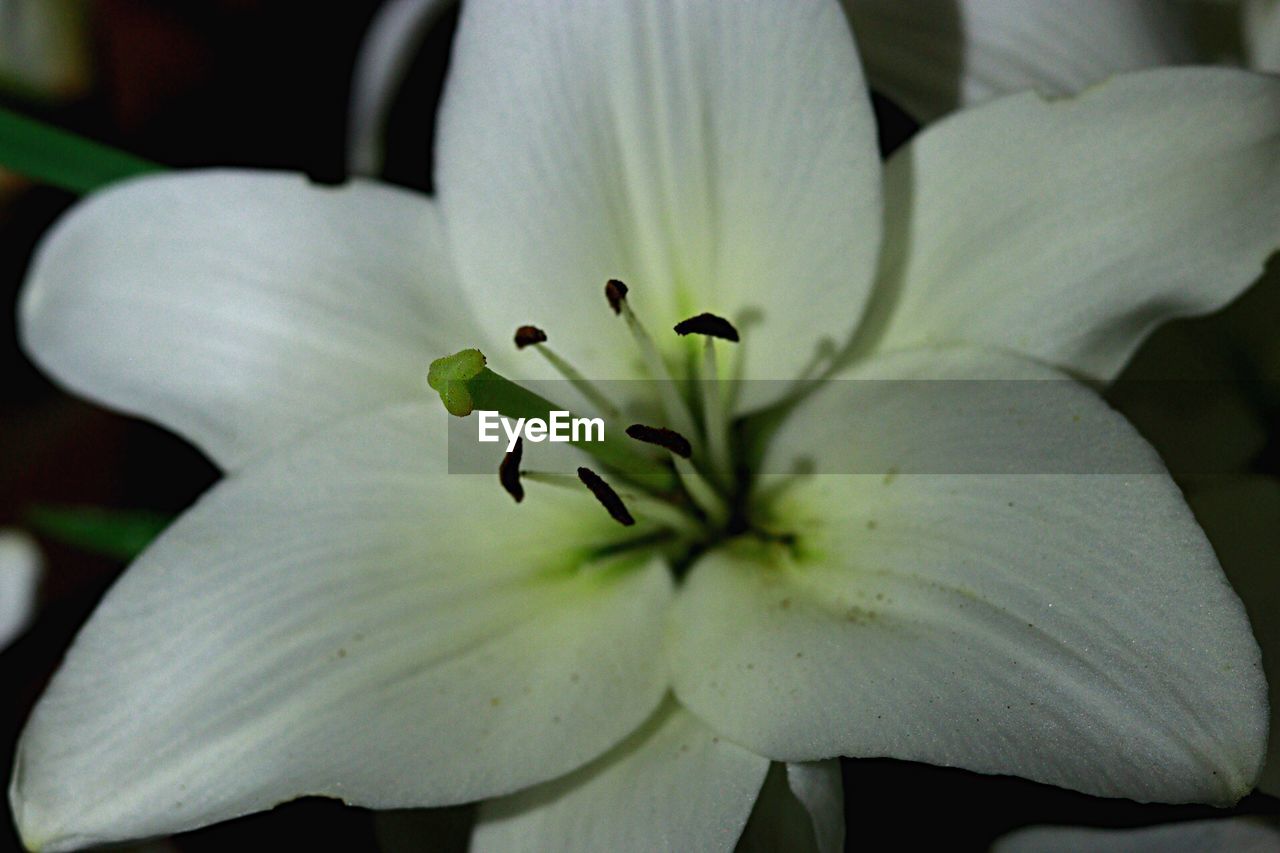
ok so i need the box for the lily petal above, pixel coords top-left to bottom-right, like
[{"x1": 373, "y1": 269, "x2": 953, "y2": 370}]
[
  {"x1": 348, "y1": 0, "x2": 457, "y2": 175},
  {"x1": 994, "y1": 817, "x2": 1280, "y2": 852},
  {"x1": 854, "y1": 67, "x2": 1280, "y2": 382},
  {"x1": 471, "y1": 699, "x2": 767, "y2": 853},
  {"x1": 0, "y1": 529, "x2": 41, "y2": 650},
  {"x1": 10, "y1": 402, "x2": 672, "y2": 851},
  {"x1": 436, "y1": 0, "x2": 881, "y2": 383},
  {"x1": 669, "y1": 348, "x2": 1266, "y2": 803},
  {"x1": 737, "y1": 761, "x2": 844, "y2": 853},
  {"x1": 20, "y1": 170, "x2": 487, "y2": 469},
  {"x1": 841, "y1": 0, "x2": 1193, "y2": 121}
]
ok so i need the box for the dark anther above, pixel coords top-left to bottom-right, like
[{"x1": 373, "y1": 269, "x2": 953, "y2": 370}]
[
  {"x1": 499, "y1": 437, "x2": 524, "y2": 502},
  {"x1": 514, "y1": 325, "x2": 548, "y2": 349},
  {"x1": 577, "y1": 467, "x2": 635, "y2": 526},
  {"x1": 605, "y1": 279, "x2": 630, "y2": 315},
  {"x1": 625, "y1": 424, "x2": 692, "y2": 459},
  {"x1": 674, "y1": 312, "x2": 739, "y2": 342}
]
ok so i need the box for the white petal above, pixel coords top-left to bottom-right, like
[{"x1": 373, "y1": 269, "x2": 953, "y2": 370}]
[
  {"x1": 1245, "y1": 0, "x2": 1280, "y2": 70},
  {"x1": 436, "y1": 0, "x2": 881, "y2": 384},
  {"x1": 737, "y1": 761, "x2": 844, "y2": 853},
  {"x1": 347, "y1": 0, "x2": 457, "y2": 175},
  {"x1": 20, "y1": 170, "x2": 488, "y2": 469},
  {"x1": 471, "y1": 700, "x2": 767, "y2": 853},
  {"x1": 994, "y1": 817, "x2": 1280, "y2": 853},
  {"x1": 1185, "y1": 477, "x2": 1280, "y2": 798},
  {"x1": 11, "y1": 402, "x2": 672, "y2": 851},
  {"x1": 855, "y1": 67, "x2": 1280, "y2": 381},
  {"x1": 842, "y1": 0, "x2": 1193, "y2": 121},
  {"x1": 668, "y1": 347, "x2": 1267, "y2": 803},
  {"x1": 0, "y1": 530, "x2": 41, "y2": 650}
]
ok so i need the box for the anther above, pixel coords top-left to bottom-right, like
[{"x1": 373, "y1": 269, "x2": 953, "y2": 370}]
[
  {"x1": 577, "y1": 467, "x2": 635, "y2": 527},
  {"x1": 499, "y1": 436, "x2": 524, "y2": 502},
  {"x1": 624, "y1": 422, "x2": 728, "y2": 524},
  {"x1": 605, "y1": 279, "x2": 629, "y2": 315},
  {"x1": 626, "y1": 424, "x2": 692, "y2": 459},
  {"x1": 674, "y1": 313, "x2": 739, "y2": 342},
  {"x1": 514, "y1": 326, "x2": 548, "y2": 349}
]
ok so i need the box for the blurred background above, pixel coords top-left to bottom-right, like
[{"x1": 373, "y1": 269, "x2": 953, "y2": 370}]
[{"x1": 1, "y1": 1, "x2": 1277, "y2": 850}]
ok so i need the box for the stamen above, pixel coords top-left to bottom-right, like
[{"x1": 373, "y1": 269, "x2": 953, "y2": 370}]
[
  {"x1": 672, "y1": 456, "x2": 729, "y2": 525},
  {"x1": 521, "y1": 470, "x2": 580, "y2": 489},
  {"x1": 725, "y1": 307, "x2": 762, "y2": 413},
  {"x1": 672, "y1": 313, "x2": 740, "y2": 486},
  {"x1": 674, "y1": 312, "x2": 740, "y2": 342},
  {"x1": 499, "y1": 436, "x2": 524, "y2": 502},
  {"x1": 512, "y1": 325, "x2": 622, "y2": 419},
  {"x1": 605, "y1": 279, "x2": 699, "y2": 443},
  {"x1": 514, "y1": 326, "x2": 548, "y2": 349},
  {"x1": 699, "y1": 334, "x2": 733, "y2": 486},
  {"x1": 627, "y1": 425, "x2": 728, "y2": 524},
  {"x1": 577, "y1": 467, "x2": 635, "y2": 527},
  {"x1": 524, "y1": 469, "x2": 701, "y2": 538},
  {"x1": 625, "y1": 424, "x2": 692, "y2": 459}
]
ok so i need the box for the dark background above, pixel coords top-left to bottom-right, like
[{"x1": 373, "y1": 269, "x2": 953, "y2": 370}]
[{"x1": 2, "y1": 2, "x2": 1278, "y2": 850}]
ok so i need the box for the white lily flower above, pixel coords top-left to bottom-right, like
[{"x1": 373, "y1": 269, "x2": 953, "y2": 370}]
[
  {"x1": 841, "y1": 0, "x2": 1280, "y2": 122},
  {"x1": 0, "y1": 529, "x2": 40, "y2": 650},
  {"x1": 11, "y1": 0, "x2": 1280, "y2": 850}
]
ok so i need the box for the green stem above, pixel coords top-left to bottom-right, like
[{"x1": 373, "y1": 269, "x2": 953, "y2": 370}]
[{"x1": 0, "y1": 107, "x2": 161, "y2": 193}]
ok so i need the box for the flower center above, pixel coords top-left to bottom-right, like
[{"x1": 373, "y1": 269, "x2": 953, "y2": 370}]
[{"x1": 428, "y1": 279, "x2": 807, "y2": 571}]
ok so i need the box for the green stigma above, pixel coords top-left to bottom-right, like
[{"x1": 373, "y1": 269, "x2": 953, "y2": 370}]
[{"x1": 427, "y1": 348, "x2": 488, "y2": 416}]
